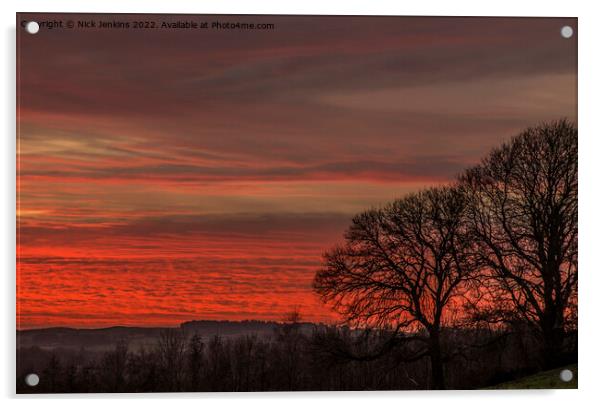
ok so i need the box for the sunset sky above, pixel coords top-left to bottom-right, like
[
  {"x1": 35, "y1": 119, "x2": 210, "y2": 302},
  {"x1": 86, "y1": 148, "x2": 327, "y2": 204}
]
[{"x1": 17, "y1": 14, "x2": 576, "y2": 328}]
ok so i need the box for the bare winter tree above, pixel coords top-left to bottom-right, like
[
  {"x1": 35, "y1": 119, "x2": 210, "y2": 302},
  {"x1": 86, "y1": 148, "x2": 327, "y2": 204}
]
[
  {"x1": 459, "y1": 119, "x2": 577, "y2": 368},
  {"x1": 314, "y1": 186, "x2": 478, "y2": 389},
  {"x1": 275, "y1": 308, "x2": 304, "y2": 390},
  {"x1": 157, "y1": 329, "x2": 187, "y2": 391}
]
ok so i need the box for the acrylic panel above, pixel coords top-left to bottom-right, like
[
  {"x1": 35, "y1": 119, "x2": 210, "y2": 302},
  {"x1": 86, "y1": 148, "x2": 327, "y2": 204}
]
[{"x1": 16, "y1": 13, "x2": 578, "y2": 393}]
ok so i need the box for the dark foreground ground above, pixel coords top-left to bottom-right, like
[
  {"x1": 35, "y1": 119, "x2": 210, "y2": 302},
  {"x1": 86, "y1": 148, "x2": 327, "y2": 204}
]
[{"x1": 487, "y1": 364, "x2": 577, "y2": 389}]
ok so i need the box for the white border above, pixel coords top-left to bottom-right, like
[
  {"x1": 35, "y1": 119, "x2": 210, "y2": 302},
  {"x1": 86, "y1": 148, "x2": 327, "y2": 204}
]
[{"x1": 3, "y1": 1, "x2": 602, "y2": 405}]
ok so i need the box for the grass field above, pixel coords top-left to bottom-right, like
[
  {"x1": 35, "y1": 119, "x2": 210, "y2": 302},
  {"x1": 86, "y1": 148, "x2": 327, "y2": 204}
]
[{"x1": 486, "y1": 364, "x2": 578, "y2": 389}]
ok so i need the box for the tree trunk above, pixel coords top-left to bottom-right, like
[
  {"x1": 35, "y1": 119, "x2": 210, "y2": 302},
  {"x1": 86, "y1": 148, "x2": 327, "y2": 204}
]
[
  {"x1": 541, "y1": 306, "x2": 565, "y2": 369},
  {"x1": 429, "y1": 329, "x2": 445, "y2": 390}
]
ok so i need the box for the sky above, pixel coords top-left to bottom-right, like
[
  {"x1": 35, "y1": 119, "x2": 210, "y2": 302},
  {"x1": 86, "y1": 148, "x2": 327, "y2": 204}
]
[{"x1": 17, "y1": 14, "x2": 577, "y2": 328}]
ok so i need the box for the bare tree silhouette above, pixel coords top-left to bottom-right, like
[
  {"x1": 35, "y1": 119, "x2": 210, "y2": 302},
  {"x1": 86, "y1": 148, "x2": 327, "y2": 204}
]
[
  {"x1": 100, "y1": 340, "x2": 129, "y2": 392},
  {"x1": 275, "y1": 308, "x2": 305, "y2": 390},
  {"x1": 459, "y1": 119, "x2": 577, "y2": 368},
  {"x1": 314, "y1": 186, "x2": 478, "y2": 389},
  {"x1": 187, "y1": 333, "x2": 204, "y2": 390},
  {"x1": 157, "y1": 329, "x2": 186, "y2": 391}
]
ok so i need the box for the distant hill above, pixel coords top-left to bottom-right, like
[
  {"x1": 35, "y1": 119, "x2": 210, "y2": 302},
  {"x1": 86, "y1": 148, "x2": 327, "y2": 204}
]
[
  {"x1": 17, "y1": 326, "x2": 166, "y2": 351},
  {"x1": 180, "y1": 319, "x2": 316, "y2": 336},
  {"x1": 17, "y1": 320, "x2": 321, "y2": 352}
]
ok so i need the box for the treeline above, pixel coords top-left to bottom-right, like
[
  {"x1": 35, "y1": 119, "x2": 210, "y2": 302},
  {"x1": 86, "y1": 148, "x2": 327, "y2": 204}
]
[{"x1": 16, "y1": 321, "x2": 576, "y2": 393}]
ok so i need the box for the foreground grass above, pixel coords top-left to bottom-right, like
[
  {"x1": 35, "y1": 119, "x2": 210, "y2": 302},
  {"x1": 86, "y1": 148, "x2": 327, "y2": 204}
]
[{"x1": 486, "y1": 364, "x2": 577, "y2": 389}]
